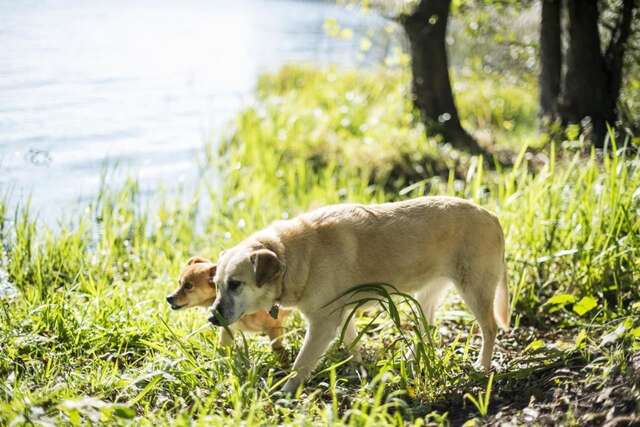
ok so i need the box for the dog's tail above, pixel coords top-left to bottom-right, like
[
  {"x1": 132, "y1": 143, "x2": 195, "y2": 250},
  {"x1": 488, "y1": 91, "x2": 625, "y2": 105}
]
[{"x1": 494, "y1": 264, "x2": 510, "y2": 330}]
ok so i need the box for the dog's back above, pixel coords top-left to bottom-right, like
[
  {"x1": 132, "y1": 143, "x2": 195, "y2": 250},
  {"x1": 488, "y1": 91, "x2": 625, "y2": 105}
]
[{"x1": 276, "y1": 196, "x2": 505, "y2": 293}]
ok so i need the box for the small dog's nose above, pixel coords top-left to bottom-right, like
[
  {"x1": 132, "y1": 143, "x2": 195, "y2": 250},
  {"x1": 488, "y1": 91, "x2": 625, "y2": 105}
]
[{"x1": 166, "y1": 295, "x2": 174, "y2": 304}]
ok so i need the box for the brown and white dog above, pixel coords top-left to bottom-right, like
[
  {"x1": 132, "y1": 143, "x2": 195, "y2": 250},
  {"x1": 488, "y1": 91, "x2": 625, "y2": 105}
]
[
  {"x1": 166, "y1": 256, "x2": 290, "y2": 359},
  {"x1": 207, "y1": 196, "x2": 509, "y2": 393}
]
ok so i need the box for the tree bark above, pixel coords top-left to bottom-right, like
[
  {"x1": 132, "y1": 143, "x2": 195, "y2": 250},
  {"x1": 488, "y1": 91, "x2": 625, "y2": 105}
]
[
  {"x1": 560, "y1": 0, "x2": 611, "y2": 147},
  {"x1": 401, "y1": 0, "x2": 484, "y2": 154},
  {"x1": 604, "y1": 0, "x2": 635, "y2": 122},
  {"x1": 539, "y1": 0, "x2": 562, "y2": 119}
]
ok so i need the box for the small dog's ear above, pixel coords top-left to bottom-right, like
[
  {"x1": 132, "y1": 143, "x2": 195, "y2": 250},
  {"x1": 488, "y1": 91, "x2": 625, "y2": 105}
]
[
  {"x1": 208, "y1": 264, "x2": 217, "y2": 285},
  {"x1": 187, "y1": 256, "x2": 208, "y2": 265},
  {"x1": 250, "y1": 249, "x2": 282, "y2": 286}
]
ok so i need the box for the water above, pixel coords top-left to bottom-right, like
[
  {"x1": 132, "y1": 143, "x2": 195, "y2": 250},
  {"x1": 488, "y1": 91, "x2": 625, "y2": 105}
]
[
  {"x1": 0, "y1": 266, "x2": 17, "y2": 299},
  {"x1": 0, "y1": 0, "x2": 389, "y2": 223}
]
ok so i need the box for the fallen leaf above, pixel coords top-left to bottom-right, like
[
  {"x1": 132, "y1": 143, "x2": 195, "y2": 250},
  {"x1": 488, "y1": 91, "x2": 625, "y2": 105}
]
[
  {"x1": 547, "y1": 294, "x2": 576, "y2": 306},
  {"x1": 573, "y1": 296, "x2": 598, "y2": 316},
  {"x1": 525, "y1": 339, "x2": 545, "y2": 352},
  {"x1": 600, "y1": 324, "x2": 626, "y2": 346}
]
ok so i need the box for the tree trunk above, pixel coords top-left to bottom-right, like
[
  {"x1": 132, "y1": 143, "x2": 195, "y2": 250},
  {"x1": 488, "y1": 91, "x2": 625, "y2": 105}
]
[
  {"x1": 401, "y1": 0, "x2": 484, "y2": 154},
  {"x1": 604, "y1": 0, "x2": 635, "y2": 125},
  {"x1": 539, "y1": 0, "x2": 562, "y2": 119},
  {"x1": 560, "y1": 0, "x2": 611, "y2": 147}
]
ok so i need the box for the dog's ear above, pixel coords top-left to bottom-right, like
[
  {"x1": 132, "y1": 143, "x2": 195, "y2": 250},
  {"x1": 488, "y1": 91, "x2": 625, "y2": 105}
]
[
  {"x1": 207, "y1": 264, "x2": 217, "y2": 286},
  {"x1": 250, "y1": 249, "x2": 282, "y2": 287},
  {"x1": 187, "y1": 256, "x2": 208, "y2": 265}
]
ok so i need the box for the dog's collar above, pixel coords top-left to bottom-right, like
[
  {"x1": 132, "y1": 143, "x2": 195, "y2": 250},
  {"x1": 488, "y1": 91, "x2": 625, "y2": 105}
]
[{"x1": 268, "y1": 304, "x2": 279, "y2": 319}]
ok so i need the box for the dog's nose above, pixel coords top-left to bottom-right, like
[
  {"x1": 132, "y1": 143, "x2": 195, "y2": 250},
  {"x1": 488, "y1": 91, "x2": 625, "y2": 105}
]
[
  {"x1": 166, "y1": 295, "x2": 175, "y2": 304},
  {"x1": 208, "y1": 315, "x2": 220, "y2": 326},
  {"x1": 208, "y1": 309, "x2": 224, "y2": 326}
]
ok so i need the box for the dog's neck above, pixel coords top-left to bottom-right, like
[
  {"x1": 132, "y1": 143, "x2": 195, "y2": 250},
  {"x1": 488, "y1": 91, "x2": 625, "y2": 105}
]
[
  {"x1": 198, "y1": 297, "x2": 216, "y2": 308},
  {"x1": 253, "y1": 231, "x2": 300, "y2": 308},
  {"x1": 259, "y1": 220, "x2": 313, "y2": 309}
]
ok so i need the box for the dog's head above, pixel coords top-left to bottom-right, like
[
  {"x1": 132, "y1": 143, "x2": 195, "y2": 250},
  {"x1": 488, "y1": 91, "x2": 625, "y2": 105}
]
[
  {"x1": 166, "y1": 256, "x2": 217, "y2": 311},
  {"x1": 208, "y1": 245, "x2": 283, "y2": 326}
]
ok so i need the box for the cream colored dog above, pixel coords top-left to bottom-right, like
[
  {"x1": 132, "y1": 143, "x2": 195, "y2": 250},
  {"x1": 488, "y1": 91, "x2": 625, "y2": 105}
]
[{"x1": 208, "y1": 196, "x2": 509, "y2": 393}]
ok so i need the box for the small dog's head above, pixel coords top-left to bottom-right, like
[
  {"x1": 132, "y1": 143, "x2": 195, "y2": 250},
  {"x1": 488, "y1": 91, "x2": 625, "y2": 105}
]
[
  {"x1": 166, "y1": 256, "x2": 217, "y2": 311},
  {"x1": 208, "y1": 244, "x2": 283, "y2": 326}
]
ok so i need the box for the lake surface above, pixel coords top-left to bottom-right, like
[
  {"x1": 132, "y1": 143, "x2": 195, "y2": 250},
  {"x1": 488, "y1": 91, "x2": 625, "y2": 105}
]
[{"x1": 0, "y1": 0, "x2": 389, "y2": 223}]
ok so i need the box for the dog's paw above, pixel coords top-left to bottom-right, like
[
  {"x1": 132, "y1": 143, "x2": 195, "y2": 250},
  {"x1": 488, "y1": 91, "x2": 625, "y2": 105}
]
[
  {"x1": 344, "y1": 363, "x2": 368, "y2": 382},
  {"x1": 271, "y1": 391, "x2": 296, "y2": 407},
  {"x1": 273, "y1": 347, "x2": 291, "y2": 365},
  {"x1": 472, "y1": 360, "x2": 494, "y2": 374},
  {"x1": 280, "y1": 378, "x2": 301, "y2": 395}
]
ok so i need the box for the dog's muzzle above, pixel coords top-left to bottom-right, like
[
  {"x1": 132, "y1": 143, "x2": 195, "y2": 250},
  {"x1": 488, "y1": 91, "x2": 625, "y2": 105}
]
[
  {"x1": 166, "y1": 295, "x2": 184, "y2": 310},
  {"x1": 208, "y1": 308, "x2": 227, "y2": 326}
]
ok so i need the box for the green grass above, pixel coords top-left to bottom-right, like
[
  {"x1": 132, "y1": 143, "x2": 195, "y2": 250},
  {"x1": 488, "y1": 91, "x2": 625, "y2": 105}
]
[{"x1": 1, "y1": 65, "x2": 639, "y2": 425}]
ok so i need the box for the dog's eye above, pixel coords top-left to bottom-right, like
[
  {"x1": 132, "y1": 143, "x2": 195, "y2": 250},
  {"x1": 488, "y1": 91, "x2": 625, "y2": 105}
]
[
  {"x1": 184, "y1": 282, "x2": 193, "y2": 290},
  {"x1": 228, "y1": 280, "x2": 242, "y2": 291}
]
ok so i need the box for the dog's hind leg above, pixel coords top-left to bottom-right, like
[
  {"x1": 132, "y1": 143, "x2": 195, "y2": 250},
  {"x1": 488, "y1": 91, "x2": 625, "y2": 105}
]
[
  {"x1": 341, "y1": 316, "x2": 363, "y2": 364},
  {"x1": 455, "y1": 269, "x2": 499, "y2": 371},
  {"x1": 404, "y1": 278, "x2": 451, "y2": 361},
  {"x1": 415, "y1": 277, "x2": 452, "y2": 327}
]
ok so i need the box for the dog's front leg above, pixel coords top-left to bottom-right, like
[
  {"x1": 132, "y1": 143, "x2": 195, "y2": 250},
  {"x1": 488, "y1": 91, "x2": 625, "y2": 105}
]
[
  {"x1": 266, "y1": 327, "x2": 288, "y2": 363},
  {"x1": 219, "y1": 328, "x2": 233, "y2": 348},
  {"x1": 281, "y1": 313, "x2": 341, "y2": 394}
]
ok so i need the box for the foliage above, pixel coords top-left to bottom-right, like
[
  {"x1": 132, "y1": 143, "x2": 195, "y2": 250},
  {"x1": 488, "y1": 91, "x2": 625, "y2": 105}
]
[
  {"x1": 1, "y1": 65, "x2": 639, "y2": 425},
  {"x1": 369, "y1": 0, "x2": 640, "y2": 133},
  {"x1": 463, "y1": 372, "x2": 494, "y2": 419}
]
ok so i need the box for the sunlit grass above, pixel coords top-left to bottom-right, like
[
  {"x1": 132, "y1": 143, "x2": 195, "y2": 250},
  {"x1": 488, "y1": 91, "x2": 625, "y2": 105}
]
[{"x1": 0, "y1": 65, "x2": 639, "y2": 425}]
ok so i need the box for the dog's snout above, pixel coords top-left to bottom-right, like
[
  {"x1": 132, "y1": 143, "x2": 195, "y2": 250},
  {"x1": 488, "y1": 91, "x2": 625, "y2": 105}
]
[
  {"x1": 208, "y1": 308, "x2": 226, "y2": 326},
  {"x1": 166, "y1": 295, "x2": 175, "y2": 304}
]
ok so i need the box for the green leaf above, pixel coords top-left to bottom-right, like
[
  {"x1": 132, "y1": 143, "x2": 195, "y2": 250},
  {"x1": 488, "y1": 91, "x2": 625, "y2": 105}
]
[
  {"x1": 112, "y1": 405, "x2": 135, "y2": 419},
  {"x1": 630, "y1": 327, "x2": 640, "y2": 338},
  {"x1": 566, "y1": 124, "x2": 580, "y2": 140},
  {"x1": 524, "y1": 339, "x2": 545, "y2": 352},
  {"x1": 546, "y1": 294, "x2": 576, "y2": 306},
  {"x1": 554, "y1": 340, "x2": 574, "y2": 351},
  {"x1": 575, "y1": 329, "x2": 588, "y2": 347},
  {"x1": 573, "y1": 296, "x2": 598, "y2": 316}
]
